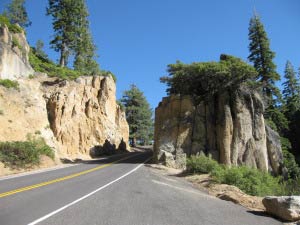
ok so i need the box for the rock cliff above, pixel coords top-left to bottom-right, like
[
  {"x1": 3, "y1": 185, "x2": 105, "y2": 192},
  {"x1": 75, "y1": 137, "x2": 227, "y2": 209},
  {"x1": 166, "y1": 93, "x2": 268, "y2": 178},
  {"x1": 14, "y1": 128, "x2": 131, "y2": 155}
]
[
  {"x1": 0, "y1": 24, "x2": 129, "y2": 160},
  {"x1": 0, "y1": 75, "x2": 129, "y2": 159},
  {"x1": 0, "y1": 25, "x2": 34, "y2": 80},
  {"x1": 44, "y1": 76, "x2": 129, "y2": 158},
  {"x1": 154, "y1": 87, "x2": 284, "y2": 174}
]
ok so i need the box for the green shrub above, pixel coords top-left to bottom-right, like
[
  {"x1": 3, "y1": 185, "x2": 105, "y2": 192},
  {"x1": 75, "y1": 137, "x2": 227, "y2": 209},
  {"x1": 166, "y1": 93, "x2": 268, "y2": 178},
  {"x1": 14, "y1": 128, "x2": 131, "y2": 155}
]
[
  {"x1": 0, "y1": 137, "x2": 54, "y2": 168},
  {"x1": 187, "y1": 154, "x2": 223, "y2": 174},
  {"x1": 187, "y1": 154, "x2": 284, "y2": 196},
  {"x1": 29, "y1": 48, "x2": 81, "y2": 80},
  {"x1": 213, "y1": 166, "x2": 282, "y2": 196},
  {"x1": 0, "y1": 79, "x2": 19, "y2": 90},
  {"x1": 29, "y1": 47, "x2": 118, "y2": 81},
  {"x1": 0, "y1": 109, "x2": 3, "y2": 115},
  {"x1": 12, "y1": 37, "x2": 22, "y2": 50}
]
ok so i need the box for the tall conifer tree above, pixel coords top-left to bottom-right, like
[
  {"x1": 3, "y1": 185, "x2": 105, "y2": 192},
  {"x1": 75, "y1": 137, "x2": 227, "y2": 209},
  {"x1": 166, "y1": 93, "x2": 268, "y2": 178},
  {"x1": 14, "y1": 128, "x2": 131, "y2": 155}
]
[
  {"x1": 73, "y1": 0, "x2": 99, "y2": 75},
  {"x1": 47, "y1": 0, "x2": 99, "y2": 72},
  {"x1": 120, "y1": 85, "x2": 153, "y2": 146},
  {"x1": 5, "y1": 0, "x2": 31, "y2": 28},
  {"x1": 47, "y1": 0, "x2": 74, "y2": 67},
  {"x1": 248, "y1": 14, "x2": 280, "y2": 104},
  {"x1": 283, "y1": 60, "x2": 300, "y2": 117}
]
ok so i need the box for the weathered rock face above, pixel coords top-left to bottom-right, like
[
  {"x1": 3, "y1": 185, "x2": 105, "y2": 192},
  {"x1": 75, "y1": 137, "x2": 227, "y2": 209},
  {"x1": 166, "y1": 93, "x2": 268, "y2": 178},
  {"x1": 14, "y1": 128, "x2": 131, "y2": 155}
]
[
  {"x1": 154, "y1": 88, "x2": 284, "y2": 173},
  {"x1": 263, "y1": 196, "x2": 300, "y2": 221},
  {"x1": 0, "y1": 25, "x2": 34, "y2": 80},
  {"x1": 44, "y1": 76, "x2": 129, "y2": 158},
  {"x1": 0, "y1": 77, "x2": 58, "y2": 151},
  {"x1": 0, "y1": 75, "x2": 129, "y2": 159}
]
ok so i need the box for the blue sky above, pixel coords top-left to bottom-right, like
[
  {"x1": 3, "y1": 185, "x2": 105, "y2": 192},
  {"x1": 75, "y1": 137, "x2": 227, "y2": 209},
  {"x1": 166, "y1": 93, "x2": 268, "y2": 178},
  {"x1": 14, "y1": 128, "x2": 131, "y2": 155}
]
[{"x1": 1, "y1": 0, "x2": 300, "y2": 110}]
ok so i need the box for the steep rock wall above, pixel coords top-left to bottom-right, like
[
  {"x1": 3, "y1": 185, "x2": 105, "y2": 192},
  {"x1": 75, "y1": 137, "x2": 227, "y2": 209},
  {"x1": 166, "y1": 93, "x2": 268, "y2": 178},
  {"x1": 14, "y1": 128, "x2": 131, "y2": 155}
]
[
  {"x1": 0, "y1": 75, "x2": 129, "y2": 159},
  {"x1": 154, "y1": 88, "x2": 284, "y2": 174},
  {"x1": 44, "y1": 76, "x2": 129, "y2": 157},
  {"x1": 0, "y1": 25, "x2": 33, "y2": 80}
]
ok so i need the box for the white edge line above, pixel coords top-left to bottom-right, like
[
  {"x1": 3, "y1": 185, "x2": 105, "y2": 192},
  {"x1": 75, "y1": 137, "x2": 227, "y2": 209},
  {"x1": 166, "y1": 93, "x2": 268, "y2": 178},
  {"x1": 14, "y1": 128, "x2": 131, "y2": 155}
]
[{"x1": 27, "y1": 157, "x2": 152, "y2": 225}]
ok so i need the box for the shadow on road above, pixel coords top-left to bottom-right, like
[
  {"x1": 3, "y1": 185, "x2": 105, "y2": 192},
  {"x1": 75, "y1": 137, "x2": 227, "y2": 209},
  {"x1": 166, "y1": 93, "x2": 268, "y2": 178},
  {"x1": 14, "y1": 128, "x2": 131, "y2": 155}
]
[{"x1": 60, "y1": 146, "x2": 154, "y2": 166}]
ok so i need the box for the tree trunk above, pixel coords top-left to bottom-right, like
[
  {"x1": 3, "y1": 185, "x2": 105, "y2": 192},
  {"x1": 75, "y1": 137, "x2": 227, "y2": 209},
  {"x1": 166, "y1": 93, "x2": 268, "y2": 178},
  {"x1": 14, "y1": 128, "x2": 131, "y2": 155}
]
[
  {"x1": 130, "y1": 137, "x2": 136, "y2": 147},
  {"x1": 59, "y1": 43, "x2": 66, "y2": 67}
]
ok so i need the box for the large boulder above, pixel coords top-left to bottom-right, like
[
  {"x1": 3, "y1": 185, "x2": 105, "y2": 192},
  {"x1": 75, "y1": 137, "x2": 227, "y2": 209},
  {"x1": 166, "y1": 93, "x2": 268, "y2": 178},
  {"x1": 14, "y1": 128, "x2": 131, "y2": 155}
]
[
  {"x1": 263, "y1": 196, "x2": 300, "y2": 221},
  {"x1": 154, "y1": 87, "x2": 283, "y2": 173}
]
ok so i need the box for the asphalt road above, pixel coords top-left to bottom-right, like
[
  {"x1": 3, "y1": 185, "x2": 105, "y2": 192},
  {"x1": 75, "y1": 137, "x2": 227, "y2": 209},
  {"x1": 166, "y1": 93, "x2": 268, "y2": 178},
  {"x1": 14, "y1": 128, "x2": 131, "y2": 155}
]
[{"x1": 0, "y1": 152, "x2": 282, "y2": 225}]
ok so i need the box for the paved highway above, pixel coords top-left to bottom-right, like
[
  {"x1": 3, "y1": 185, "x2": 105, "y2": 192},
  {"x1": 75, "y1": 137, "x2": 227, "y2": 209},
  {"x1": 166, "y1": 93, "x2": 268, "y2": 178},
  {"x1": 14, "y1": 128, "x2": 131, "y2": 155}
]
[{"x1": 0, "y1": 152, "x2": 282, "y2": 225}]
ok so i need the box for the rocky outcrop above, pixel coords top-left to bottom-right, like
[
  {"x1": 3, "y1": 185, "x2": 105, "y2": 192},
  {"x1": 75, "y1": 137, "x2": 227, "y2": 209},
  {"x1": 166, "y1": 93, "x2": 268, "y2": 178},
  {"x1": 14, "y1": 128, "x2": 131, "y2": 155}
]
[
  {"x1": 0, "y1": 25, "x2": 34, "y2": 80},
  {"x1": 44, "y1": 76, "x2": 129, "y2": 158},
  {"x1": 263, "y1": 196, "x2": 300, "y2": 221},
  {"x1": 0, "y1": 23, "x2": 129, "y2": 160},
  {"x1": 0, "y1": 75, "x2": 129, "y2": 159},
  {"x1": 154, "y1": 87, "x2": 284, "y2": 173}
]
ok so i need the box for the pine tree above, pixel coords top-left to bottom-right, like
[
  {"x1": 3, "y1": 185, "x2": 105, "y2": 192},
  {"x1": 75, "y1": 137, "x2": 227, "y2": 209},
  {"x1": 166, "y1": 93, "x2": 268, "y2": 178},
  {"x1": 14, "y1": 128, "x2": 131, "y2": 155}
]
[
  {"x1": 47, "y1": 0, "x2": 99, "y2": 72},
  {"x1": 47, "y1": 0, "x2": 74, "y2": 67},
  {"x1": 72, "y1": 0, "x2": 99, "y2": 75},
  {"x1": 5, "y1": 0, "x2": 31, "y2": 28},
  {"x1": 248, "y1": 14, "x2": 286, "y2": 132},
  {"x1": 120, "y1": 85, "x2": 153, "y2": 147},
  {"x1": 248, "y1": 14, "x2": 280, "y2": 103},
  {"x1": 283, "y1": 61, "x2": 300, "y2": 118}
]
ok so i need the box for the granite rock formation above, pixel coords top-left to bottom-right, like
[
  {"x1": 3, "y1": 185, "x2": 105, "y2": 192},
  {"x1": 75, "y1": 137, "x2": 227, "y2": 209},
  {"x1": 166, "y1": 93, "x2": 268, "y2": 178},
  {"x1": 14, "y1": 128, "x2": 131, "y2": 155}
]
[{"x1": 154, "y1": 87, "x2": 284, "y2": 174}]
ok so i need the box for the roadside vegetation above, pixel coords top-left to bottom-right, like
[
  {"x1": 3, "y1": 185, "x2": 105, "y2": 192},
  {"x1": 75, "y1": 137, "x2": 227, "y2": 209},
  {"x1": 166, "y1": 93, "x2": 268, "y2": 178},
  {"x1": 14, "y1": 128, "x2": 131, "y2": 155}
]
[
  {"x1": 186, "y1": 154, "x2": 300, "y2": 196},
  {"x1": 0, "y1": 136, "x2": 54, "y2": 169}
]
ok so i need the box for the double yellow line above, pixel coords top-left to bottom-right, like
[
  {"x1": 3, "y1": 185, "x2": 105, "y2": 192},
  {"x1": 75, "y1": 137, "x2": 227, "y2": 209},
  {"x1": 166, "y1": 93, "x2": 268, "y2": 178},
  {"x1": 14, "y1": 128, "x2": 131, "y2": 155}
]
[{"x1": 0, "y1": 153, "x2": 141, "y2": 198}]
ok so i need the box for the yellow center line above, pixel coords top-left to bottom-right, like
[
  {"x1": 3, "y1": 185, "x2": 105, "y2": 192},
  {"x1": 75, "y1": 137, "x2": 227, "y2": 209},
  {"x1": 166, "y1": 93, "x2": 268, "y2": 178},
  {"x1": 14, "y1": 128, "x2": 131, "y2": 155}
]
[{"x1": 0, "y1": 153, "x2": 142, "y2": 198}]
